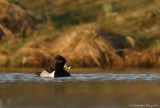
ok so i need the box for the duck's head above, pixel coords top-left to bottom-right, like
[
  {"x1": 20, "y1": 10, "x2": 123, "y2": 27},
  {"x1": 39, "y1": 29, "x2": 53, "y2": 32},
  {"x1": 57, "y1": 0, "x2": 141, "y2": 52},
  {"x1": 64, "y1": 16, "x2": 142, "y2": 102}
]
[{"x1": 54, "y1": 55, "x2": 73, "y2": 70}]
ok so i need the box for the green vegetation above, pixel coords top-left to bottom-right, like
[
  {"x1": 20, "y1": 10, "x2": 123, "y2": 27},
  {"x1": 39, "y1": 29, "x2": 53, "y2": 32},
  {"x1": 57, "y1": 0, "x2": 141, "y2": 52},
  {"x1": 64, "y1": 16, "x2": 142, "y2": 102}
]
[{"x1": 1, "y1": 0, "x2": 160, "y2": 68}]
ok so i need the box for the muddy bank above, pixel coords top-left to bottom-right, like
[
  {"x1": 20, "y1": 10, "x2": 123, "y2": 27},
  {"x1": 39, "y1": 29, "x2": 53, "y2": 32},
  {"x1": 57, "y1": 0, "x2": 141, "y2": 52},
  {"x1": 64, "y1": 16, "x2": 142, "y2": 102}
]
[
  {"x1": 1, "y1": 1, "x2": 160, "y2": 68},
  {"x1": 1, "y1": 24, "x2": 160, "y2": 68}
]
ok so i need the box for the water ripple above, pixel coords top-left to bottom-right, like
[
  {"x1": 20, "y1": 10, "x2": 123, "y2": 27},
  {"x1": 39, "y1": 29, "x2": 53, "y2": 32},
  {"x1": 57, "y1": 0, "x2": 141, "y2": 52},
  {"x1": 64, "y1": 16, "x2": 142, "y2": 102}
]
[{"x1": 0, "y1": 73, "x2": 160, "y2": 82}]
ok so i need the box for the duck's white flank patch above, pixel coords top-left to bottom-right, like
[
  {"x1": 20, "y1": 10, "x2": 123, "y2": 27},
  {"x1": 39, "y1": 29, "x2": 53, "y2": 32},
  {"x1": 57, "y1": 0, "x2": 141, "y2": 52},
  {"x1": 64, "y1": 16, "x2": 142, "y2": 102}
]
[{"x1": 40, "y1": 70, "x2": 55, "y2": 77}]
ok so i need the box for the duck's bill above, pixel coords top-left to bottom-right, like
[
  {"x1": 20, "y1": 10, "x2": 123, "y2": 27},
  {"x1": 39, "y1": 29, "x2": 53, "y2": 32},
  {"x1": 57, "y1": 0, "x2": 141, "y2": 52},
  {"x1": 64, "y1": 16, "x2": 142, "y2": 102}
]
[{"x1": 64, "y1": 62, "x2": 73, "y2": 69}]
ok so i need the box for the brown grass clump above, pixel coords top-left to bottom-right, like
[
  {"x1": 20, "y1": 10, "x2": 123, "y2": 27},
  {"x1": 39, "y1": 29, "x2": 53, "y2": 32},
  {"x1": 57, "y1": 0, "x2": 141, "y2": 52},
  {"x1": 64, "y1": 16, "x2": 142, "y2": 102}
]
[
  {"x1": 0, "y1": 52, "x2": 8, "y2": 67},
  {"x1": 0, "y1": 24, "x2": 14, "y2": 40},
  {"x1": 124, "y1": 49, "x2": 160, "y2": 68},
  {"x1": 51, "y1": 24, "x2": 122, "y2": 68},
  {"x1": 13, "y1": 24, "x2": 122, "y2": 68},
  {"x1": 11, "y1": 47, "x2": 52, "y2": 67},
  {"x1": 0, "y1": 0, "x2": 38, "y2": 41}
]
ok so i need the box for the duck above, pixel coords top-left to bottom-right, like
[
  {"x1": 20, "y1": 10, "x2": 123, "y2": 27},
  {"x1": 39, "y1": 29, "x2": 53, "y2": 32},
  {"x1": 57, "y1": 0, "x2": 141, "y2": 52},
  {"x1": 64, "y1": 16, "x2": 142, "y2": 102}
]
[{"x1": 35, "y1": 55, "x2": 73, "y2": 78}]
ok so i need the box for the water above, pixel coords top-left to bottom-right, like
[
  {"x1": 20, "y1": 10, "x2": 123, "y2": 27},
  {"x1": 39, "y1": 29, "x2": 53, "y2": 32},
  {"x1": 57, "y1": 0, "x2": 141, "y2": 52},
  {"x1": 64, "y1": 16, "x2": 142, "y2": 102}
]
[
  {"x1": 0, "y1": 70, "x2": 160, "y2": 108},
  {"x1": 1, "y1": 73, "x2": 160, "y2": 82}
]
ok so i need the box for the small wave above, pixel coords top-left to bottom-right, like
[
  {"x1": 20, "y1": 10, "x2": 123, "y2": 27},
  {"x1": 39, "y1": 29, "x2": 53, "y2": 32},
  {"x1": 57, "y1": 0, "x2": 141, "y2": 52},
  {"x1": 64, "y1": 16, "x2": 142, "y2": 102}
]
[{"x1": 0, "y1": 73, "x2": 160, "y2": 82}]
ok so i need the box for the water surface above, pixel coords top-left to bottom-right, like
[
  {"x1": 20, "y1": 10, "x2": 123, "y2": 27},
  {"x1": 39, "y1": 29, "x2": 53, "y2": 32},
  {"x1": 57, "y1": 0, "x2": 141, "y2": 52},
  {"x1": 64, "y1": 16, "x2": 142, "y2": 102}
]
[{"x1": 0, "y1": 70, "x2": 160, "y2": 108}]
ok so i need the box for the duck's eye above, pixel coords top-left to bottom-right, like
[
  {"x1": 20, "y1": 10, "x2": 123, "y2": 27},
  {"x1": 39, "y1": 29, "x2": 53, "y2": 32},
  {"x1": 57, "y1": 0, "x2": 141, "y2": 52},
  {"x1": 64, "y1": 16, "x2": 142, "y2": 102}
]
[{"x1": 59, "y1": 60, "x2": 63, "y2": 63}]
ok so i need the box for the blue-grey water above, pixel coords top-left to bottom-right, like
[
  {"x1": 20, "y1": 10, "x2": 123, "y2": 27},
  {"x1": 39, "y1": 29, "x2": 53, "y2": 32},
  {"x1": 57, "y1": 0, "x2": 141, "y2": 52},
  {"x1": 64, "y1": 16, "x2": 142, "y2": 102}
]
[
  {"x1": 0, "y1": 70, "x2": 160, "y2": 108},
  {"x1": 0, "y1": 73, "x2": 160, "y2": 82}
]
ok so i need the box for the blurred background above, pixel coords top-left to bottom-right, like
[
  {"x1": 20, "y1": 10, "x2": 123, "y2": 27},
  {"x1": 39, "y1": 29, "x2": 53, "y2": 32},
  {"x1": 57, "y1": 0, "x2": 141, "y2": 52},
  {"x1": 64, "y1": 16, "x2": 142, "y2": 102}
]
[
  {"x1": 1, "y1": 1, "x2": 160, "y2": 108},
  {"x1": 1, "y1": 0, "x2": 160, "y2": 69}
]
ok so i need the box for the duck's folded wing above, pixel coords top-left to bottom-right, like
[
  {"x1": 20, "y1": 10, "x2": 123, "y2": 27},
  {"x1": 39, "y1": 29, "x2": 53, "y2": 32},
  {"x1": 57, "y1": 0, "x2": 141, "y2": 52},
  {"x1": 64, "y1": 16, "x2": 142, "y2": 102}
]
[
  {"x1": 35, "y1": 68, "x2": 55, "y2": 77},
  {"x1": 45, "y1": 68, "x2": 55, "y2": 73},
  {"x1": 35, "y1": 72, "x2": 41, "y2": 76}
]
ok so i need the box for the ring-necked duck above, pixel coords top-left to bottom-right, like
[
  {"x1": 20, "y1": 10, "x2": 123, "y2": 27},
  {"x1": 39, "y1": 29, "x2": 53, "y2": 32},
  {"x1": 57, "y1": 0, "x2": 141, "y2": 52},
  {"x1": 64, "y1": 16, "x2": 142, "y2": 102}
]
[{"x1": 35, "y1": 55, "x2": 73, "y2": 77}]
